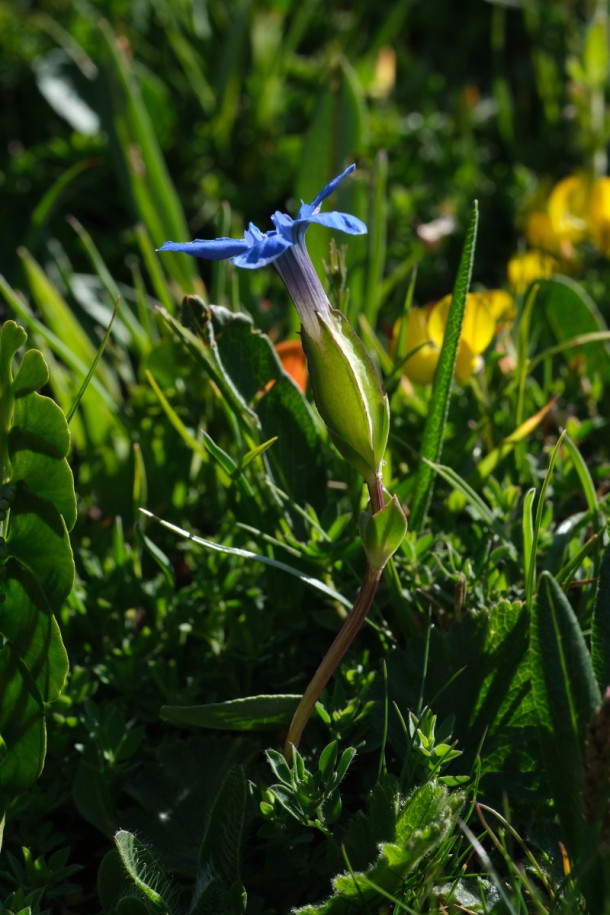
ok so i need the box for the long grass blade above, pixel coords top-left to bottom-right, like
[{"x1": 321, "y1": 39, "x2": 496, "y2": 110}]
[
  {"x1": 410, "y1": 201, "x2": 479, "y2": 531},
  {"x1": 67, "y1": 297, "x2": 119, "y2": 424},
  {"x1": 140, "y1": 509, "x2": 352, "y2": 608}
]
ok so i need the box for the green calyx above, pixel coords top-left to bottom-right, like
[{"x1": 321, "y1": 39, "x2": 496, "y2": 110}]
[
  {"x1": 359, "y1": 493, "x2": 408, "y2": 574},
  {"x1": 302, "y1": 308, "x2": 389, "y2": 489}
]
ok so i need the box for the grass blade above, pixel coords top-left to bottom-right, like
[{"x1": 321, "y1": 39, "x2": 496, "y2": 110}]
[
  {"x1": 410, "y1": 201, "x2": 479, "y2": 531},
  {"x1": 67, "y1": 297, "x2": 119, "y2": 424},
  {"x1": 526, "y1": 431, "x2": 566, "y2": 608},
  {"x1": 530, "y1": 571, "x2": 600, "y2": 858},
  {"x1": 591, "y1": 545, "x2": 610, "y2": 692},
  {"x1": 422, "y1": 458, "x2": 516, "y2": 558},
  {"x1": 140, "y1": 509, "x2": 351, "y2": 608}
]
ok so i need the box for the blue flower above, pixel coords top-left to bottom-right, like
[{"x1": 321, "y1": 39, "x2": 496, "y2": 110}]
[
  {"x1": 160, "y1": 163, "x2": 388, "y2": 490},
  {"x1": 157, "y1": 164, "x2": 366, "y2": 270}
]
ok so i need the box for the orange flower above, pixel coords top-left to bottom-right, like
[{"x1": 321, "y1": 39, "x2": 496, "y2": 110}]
[{"x1": 275, "y1": 339, "x2": 308, "y2": 393}]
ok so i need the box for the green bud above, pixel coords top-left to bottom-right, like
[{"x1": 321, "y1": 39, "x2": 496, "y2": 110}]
[
  {"x1": 359, "y1": 493, "x2": 408, "y2": 573},
  {"x1": 302, "y1": 308, "x2": 390, "y2": 489}
]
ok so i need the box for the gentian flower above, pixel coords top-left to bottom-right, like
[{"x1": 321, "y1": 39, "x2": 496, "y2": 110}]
[
  {"x1": 159, "y1": 165, "x2": 365, "y2": 344},
  {"x1": 159, "y1": 165, "x2": 390, "y2": 491}
]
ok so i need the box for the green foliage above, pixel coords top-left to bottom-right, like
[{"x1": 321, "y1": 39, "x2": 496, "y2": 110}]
[
  {"x1": 261, "y1": 741, "x2": 356, "y2": 834},
  {"x1": 294, "y1": 781, "x2": 465, "y2": 914},
  {"x1": 161, "y1": 695, "x2": 301, "y2": 732},
  {"x1": 0, "y1": 322, "x2": 72, "y2": 816},
  {"x1": 2, "y1": 1, "x2": 610, "y2": 912},
  {"x1": 409, "y1": 201, "x2": 479, "y2": 531},
  {"x1": 530, "y1": 571, "x2": 601, "y2": 857}
]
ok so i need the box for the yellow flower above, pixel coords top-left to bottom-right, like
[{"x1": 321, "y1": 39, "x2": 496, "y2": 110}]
[
  {"x1": 401, "y1": 291, "x2": 504, "y2": 386},
  {"x1": 401, "y1": 304, "x2": 439, "y2": 385},
  {"x1": 589, "y1": 176, "x2": 610, "y2": 257},
  {"x1": 507, "y1": 250, "x2": 557, "y2": 295},
  {"x1": 547, "y1": 172, "x2": 590, "y2": 244},
  {"x1": 524, "y1": 210, "x2": 560, "y2": 253},
  {"x1": 475, "y1": 288, "x2": 515, "y2": 322}
]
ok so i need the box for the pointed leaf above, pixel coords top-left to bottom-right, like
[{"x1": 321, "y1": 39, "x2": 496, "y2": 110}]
[
  {"x1": 592, "y1": 546, "x2": 610, "y2": 692},
  {"x1": 161, "y1": 694, "x2": 301, "y2": 731},
  {"x1": 114, "y1": 830, "x2": 175, "y2": 911},
  {"x1": 410, "y1": 202, "x2": 479, "y2": 531},
  {"x1": 531, "y1": 571, "x2": 601, "y2": 855},
  {"x1": 198, "y1": 765, "x2": 246, "y2": 883}
]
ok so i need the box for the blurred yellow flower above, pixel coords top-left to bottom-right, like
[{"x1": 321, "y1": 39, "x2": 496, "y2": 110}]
[
  {"x1": 507, "y1": 250, "x2": 557, "y2": 295},
  {"x1": 401, "y1": 290, "x2": 510, "y2": 386},
  {"x1": 524, "y1": 210, "x2": 560, "y2": 253},
  {"x1": 400, "y1": 304, "x2": 439, "y2": 385},
  {"x1": 547, "y1": 172, "x2": 590, "y2": 244},
  {"x1": 589, "y1": 176, "x2": 610, "y2": 257},
  {"x1": 476, "y1": 288, "x2": 515, "y2": 322}
]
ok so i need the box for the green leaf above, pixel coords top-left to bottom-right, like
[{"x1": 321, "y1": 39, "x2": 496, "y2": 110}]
[
  {"x1": 72, "y1": 760, "x2": 117, "y2": 837},
  {"x1": 421, "y1": 459, "x2": 516, "y2": 558},
  {"x1": 362, "y1": 150, "x2": 388, "y2": 325},
  {"x1": 410, "y1": 202, "x2": 479, "y2": 531},
  {"x1": 294, "y1": 782, "x2": 464, "y2": 914},
  {"x1": 198, "y1": 765, "x2": 246, "y2": 882},
  {"x1": 318, "y1": 741, "x2": 339, "y2": 781},
  {"x1": 265, "y1": 748, "x2": 293, "y2": 786},
  {"x1": 592, "y1": 546, "x2": 610, "y2": 692},
  {"x1": 536, "y1": 275, "x2": 609, "y2": 377},
  {"x1": 10, "y1": 394, "x2": 76, "y2": 530},
  {"x1": 530, "y1": 571, "x2": 601, "y2": 856},
  {"x1": 584, "y1": 17, "x2": 608, "y2": 89},
  {"x1": 0, "y1": 644, "x2": 45, "y2": 793},
  {"x1": 6, "y1": 488, "x2": 74, "y2": 609},
  {"x1": 161, "y1": 694, "x2": 301, "y2": 731},
  {"x1": 204, "y1": 303, "x2": 326, "y2": 506},
  {"x1": 66, "y1": 297, "x2": 119, "y2": 425},
  {"x1": 563, "y1": 432, "x2": 599, "y2": 518},
  {"x1": 257, "y1": 377, "x2": 326, "y2": 509},
  {"x1": 0, "y1": 323, "x2": 73, "y2": 799},
  {"x1": 526, "y1": 432, "x2": 565, "y2": 610},
  {"x1": 114, "y1": 830, "x2": 175, "y2": 912},
  {"x1": 99, "y1": 21, "x2": 196, "y2": 292},
  {"x1": 522, "y1": 487, "x2": 536, "y2": 604},
  {"x1": 140, "y1": 510, "x2": 352, "y2": 608},
  {"x1": 33, "y1": 48, "x2": 100, "y2": 135},
  {"x1": 12, "y1": 350, "x2": 49, "y2": 395},
  {"x1": 17, "y1": 249, "x2": 122, "y2": 404},
  {"x1": 97, "y1": 850, "x2": 137, "y2": 910},
  {"x1": 359, "y1": 494, "x2": 408, "y2": 573},
  {"x1": 0, "y1": 561, "x2": 68, "y2": 702}
]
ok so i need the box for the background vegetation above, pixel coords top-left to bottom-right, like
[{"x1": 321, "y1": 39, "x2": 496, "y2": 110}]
[{"x1": 1, "y1": 0, "x2": 610, "y2": 912}]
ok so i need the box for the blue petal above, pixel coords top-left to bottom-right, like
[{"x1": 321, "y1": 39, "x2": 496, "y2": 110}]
[
  {"x1": 231, "y1": 232, "x2": 292, "y2": 269},
  {"x1": 270, "y1": 210, "x2": 296, "y2": 242},
  {"x1": 244, "y1": 222, "x2": 265, "y2": 243},
  {"x1": 298, "y1": 164, "x2": 357, "y2": 219},
  {"x1": 293, "y1": 210, "x2": 368, "y2": 238},
  {"x1": 157, "y1": 238, "x2": 249, "y2": 261}
]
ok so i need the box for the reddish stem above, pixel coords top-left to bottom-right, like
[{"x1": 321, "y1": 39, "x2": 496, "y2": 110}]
[{"x1": 283, "y1": 475, "x2": 385, "y2": 760}]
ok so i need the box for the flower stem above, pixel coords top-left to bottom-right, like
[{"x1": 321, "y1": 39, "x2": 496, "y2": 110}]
[{"x1": 283, "y1": 476, "x2": 385, "y2": 760}]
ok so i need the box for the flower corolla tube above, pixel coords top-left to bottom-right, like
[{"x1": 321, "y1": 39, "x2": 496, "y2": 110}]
[{"x1": 159, "y1": 165, "x2": 390, "y2": 490}]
